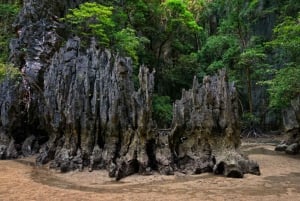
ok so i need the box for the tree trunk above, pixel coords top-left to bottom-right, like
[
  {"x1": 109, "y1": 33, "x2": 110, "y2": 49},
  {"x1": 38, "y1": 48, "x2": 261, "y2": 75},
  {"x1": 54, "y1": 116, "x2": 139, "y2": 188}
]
[{"x1": 0, "y1": 0, "x2": 260, "y2": 180}]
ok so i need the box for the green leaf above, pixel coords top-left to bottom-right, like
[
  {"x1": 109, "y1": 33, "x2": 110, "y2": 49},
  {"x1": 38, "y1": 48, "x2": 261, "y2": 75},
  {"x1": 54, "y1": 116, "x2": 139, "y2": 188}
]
[
  {"x1": 152, "y1": 94, "x2": 173, "y2": 127},
  {"x1": 63, "y1": 2, "x2": 115, "y2": 46},
  {"x1": 114, "y1": 28, "x2": 149, "y2": 64}
]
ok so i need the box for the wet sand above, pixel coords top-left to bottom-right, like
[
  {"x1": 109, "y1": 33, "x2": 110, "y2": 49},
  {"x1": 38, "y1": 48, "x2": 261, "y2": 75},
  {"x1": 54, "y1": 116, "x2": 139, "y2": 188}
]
[{"x1": 1, "y1": 139, "x2": 300, "y2": 201}]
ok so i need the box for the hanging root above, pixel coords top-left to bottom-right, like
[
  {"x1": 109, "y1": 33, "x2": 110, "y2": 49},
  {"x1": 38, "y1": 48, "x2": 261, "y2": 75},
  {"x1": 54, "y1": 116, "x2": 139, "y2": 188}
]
[{"x1": 241, "y1": 126, "x2": 263, "y2": 138}]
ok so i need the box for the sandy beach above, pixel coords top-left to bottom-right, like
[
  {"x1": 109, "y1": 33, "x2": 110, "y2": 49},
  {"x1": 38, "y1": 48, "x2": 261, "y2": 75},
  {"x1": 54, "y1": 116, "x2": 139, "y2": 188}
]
[{"x1": 1, "y1": 138, "x2": 300, "y2": 201}]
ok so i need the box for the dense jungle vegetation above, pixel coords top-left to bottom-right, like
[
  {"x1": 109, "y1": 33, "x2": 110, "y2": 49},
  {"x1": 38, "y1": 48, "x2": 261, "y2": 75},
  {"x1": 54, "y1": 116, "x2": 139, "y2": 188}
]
[{"x1": 0, "y1": 0, "x2": 299, "y2": 129}]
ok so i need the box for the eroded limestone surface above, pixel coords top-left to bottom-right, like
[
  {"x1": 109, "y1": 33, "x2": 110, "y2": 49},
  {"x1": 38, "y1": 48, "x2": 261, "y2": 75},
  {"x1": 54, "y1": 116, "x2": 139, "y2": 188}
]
[{"x1": 0, "y1": 0, "x2": 260, "y2": 179}]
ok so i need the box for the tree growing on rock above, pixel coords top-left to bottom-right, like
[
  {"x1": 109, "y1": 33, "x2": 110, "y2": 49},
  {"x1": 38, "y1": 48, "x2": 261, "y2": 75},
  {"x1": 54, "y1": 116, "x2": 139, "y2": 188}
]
[
  {"x1": 265, "y1": 14, "x2": 300, "y2": 109},
  {"x1": 63, "y1": 2, "x2": 148, "y2": 64}
]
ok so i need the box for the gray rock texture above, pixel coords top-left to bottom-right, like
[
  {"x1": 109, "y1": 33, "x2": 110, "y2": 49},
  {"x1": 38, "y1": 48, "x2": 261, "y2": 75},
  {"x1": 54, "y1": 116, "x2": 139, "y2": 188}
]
[
  {"x1": 36, "y1": 37, "x2": 156, "y2": 178},
  {"x1": 0, "y1": 0, "x2": 260, "y2": 179},
  {"x1": 275, "y1": 96, "x2": 300, "y2": 154},
  {"x1": 168, "y1": 70, "x2": 259, "y2": 178},
  {"x1": 285, "y1": 143, "x2": 300, "y2": 155}
]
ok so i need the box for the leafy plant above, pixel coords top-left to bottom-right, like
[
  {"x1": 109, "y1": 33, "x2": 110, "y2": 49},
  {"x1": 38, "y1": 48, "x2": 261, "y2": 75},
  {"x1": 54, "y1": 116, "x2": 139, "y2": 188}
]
[
  {"x1": 241, "y1": 112, "x2": 260, "y2": 127},
  {"x1": 114, "y1": 28, "x2": 149, "y2": 63},
  {"x1": 265, "y1": 66, "x2": 300, "y2": 108},
  {"x1": 162, "y1": 0, "x2": 202, "y2": 32},
  {"x1": 0, "y1": 3, "x2": 19, "y2": 19},
  {"x1": 266, "y1": 15, "x2": 300, "y2": 63},
  {"x1": 152, "y1": 95, "x2": 173, "y2": 127},
  {"x1": 0, "y1": 3, "x2": 20, "y2": 62},
  {"x1": 241, "y1": 112, "x2": 262, "y2": 138},
  {"x1": 238, "y1": 44, "x2": 268, "y2": 113},
  {"x1": 199, "y1": 35, "x2": 240, "y2": 74},
  {"x1": 265, "y1": 14, "x2": 300, "y2": 108},
  {"x1": 63, "y1": 2, "x2": 115, "y2": 46},
  {"x1": 0, "y1": 62, "x2": 21, "y2": 82},
  {"x1": 63, "y1": 2, "x2": 149, "y2": 65}
]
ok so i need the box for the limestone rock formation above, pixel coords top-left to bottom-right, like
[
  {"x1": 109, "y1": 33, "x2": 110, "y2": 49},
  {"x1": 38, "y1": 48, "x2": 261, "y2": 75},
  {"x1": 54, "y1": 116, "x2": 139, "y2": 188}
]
[
  {"x1": 0, "y1": 0, "x2": 260, "y2": 180},
  {"x1": 168, "y1": 70, "x2": 260, "y2": 177},
  {"x1": 275, "y1": 96, "x2": 300, "y2": 154},
  {"x1": 0, "y1": 0, "x2": 84, "y2": 160},
  {"x1": 34, "y1": 37, "x2": 156, "y2": 179}
]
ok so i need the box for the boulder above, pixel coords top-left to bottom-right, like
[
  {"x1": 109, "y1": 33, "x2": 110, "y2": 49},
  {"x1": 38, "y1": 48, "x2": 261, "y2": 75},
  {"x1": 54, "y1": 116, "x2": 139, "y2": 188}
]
[
  {"x1": 285, "y1": 143, "x2": 300, "y2": 155},
  {"x1": 21, "y1": 135, "x2": 36, "y2": 157},
  {"x1": 275, "y1": 143, "x2": 288, "y2": 152},
  {"x1": 282, "y1": 108, "x2": 299, "y2": 132},
  {"x1": 276, "y1": 96, "x2": 300, "y2": 154},
  {"x1": 6, "y1": 140, "x2": 18, "y2": 159},
  {"x1": 214, "y1": 150, "x2": 260, "y2": 178},
  {"x1": 0, "y1": 145, "x2": 7, "y2": 159}
]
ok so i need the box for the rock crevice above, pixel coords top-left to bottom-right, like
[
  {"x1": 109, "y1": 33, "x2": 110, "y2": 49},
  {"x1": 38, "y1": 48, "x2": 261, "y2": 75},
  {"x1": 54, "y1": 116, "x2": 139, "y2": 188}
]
[
  {"x1": 0, "y1": 0, "x2": 260, "y2": 180},
  {"x1": 167, "y1": 70, "x2": 259, "y2": 177},
  {"x1": 36, "y1": 37, "x2": 156, "y2": 178}
]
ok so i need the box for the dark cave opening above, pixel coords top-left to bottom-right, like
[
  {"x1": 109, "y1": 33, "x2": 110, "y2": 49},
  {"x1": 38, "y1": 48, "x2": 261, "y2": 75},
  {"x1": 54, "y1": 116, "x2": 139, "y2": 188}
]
[{"x1": 146, "y1": 139, "x2": 158, "y2": 171}]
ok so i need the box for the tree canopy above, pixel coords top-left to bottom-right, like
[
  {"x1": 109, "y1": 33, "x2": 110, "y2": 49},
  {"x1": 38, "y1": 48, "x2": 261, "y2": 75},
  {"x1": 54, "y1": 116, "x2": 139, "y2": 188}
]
[
  {"x1": 265, "y1": 14, "x2": 300, "y2": 108},
  {"x1": 1, "y1": 0, "x2": 300, "y2": 128}
]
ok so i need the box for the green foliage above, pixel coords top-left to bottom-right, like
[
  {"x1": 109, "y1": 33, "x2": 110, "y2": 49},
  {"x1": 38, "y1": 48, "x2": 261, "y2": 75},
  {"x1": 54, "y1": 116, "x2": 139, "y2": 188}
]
[
  {"x1": 199, "y1": 35, "x2": 240, "y2": 74},
  {"x1": 184, "y1": 0, "x2": 205, "y2": 22},
  {"x1": 266, "y1": 15, "x2": 300, "y2": 62},
  {"x1": 218, "y1": 0, "x2": 260, "y2": 39},
  {"x1": 0, "y1": 3, "x2": 19, "y2": 18},
  {"x1": 114, "y1": 28, "x2": 149, "y2": 63},
  {"x1": 266, "y1": 66, "x2": 300, "y2": 108},
  {"x1": 0, "y1": 62, "x2": 21, "y2": 82},
  {"x1": 63, "y1": 2, "x2": 115, "y2": 46},
  {"x1": 58, "y1": 1, "x2": 300, "y2": 124},
  {"x1": 0, "y1": 3, "x2": 20, "y2": 62},
  {"x1": 108, "y1": 0, "x2": 204, "y2": 99},
  {"x1": 238, "y1": 44, "x2": 268, "y2": 78},
  {"x1": 0, "y1": 63, "x2": 8, "y2": 81},
  {"x1": 152, "y1": 95, "x2": 173, "y2": 127},
  {"x1": 62, "y1": 1, "x2": 202, "y2": 99},
  {"x1": 279, "y1": 0, "x2": 300, "y2": 17},
  {"x1": 265, "y1": 14, "x2": 300, "y2": 108},
  {"x1": 63, "y1": 2, "x2": 150, "y2": 65},
  {"x1": 1, "y1": 0, "x2": 300, "y2": 130},
  {"x1": 162, "y1": 0, "x2": 202, "y2": 32},
  {"x1": 239, "y1": 47, "x2": 266, "y2": 66},
  {"x1": 163, "y1": 52, "x2": 200, "y2": 94},
  {"x1": 203, "y1": 0, "x2": 271, "y2": 114},
  {"x1": 241, "y1": 112, "x2": 260, "y2": 128}
]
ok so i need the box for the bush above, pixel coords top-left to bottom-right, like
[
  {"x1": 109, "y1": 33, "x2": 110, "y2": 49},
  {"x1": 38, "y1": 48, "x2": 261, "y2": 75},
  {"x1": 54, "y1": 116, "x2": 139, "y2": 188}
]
[
  {"x1": 152, "y1": 95, "x2": 173, "y2": 128},
  {"x1": 267, "y1": 66, "x2": 300, "y2": 108},
  {"x1": 0, "y1": 63, "x2": 21, "y2": 82}
]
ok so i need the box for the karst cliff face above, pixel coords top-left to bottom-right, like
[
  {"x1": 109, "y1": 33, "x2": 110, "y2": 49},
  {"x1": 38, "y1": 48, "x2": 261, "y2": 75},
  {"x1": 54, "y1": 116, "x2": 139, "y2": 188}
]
[
  {"x1": 0, "y1": 0, "x2": 259, "y2": 179},
  {"x1": 1, "y1": 0, "x2": 85, "y2": 160},
  {"x1": 38, "y1": 37, "x2": 157, "y2": 178}
]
